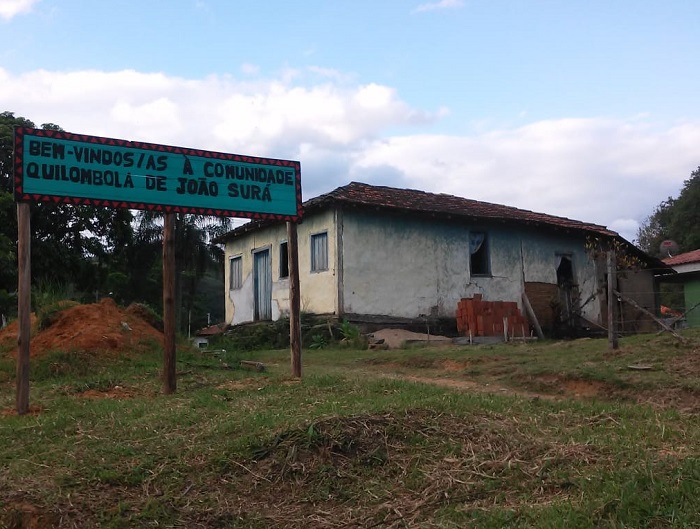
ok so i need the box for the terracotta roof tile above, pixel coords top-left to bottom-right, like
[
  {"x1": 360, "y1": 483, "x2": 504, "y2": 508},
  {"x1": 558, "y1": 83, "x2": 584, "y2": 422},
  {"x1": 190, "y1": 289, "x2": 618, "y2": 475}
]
[
  {"x1": 214, "y1": 181, "x2": 625, "y2": 243},
  {"x1": 663, "y1": 249, "x2": 700, "y2": 266},
  {"x1": 196, "y1": 323, "x2": 227, "y2": 336}
]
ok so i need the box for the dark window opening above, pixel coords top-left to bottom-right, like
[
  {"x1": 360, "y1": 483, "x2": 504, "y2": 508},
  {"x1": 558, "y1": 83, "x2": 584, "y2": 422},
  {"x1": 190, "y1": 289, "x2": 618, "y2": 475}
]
[
  {"x1": 470, "y1": 232, "x2": 490, "y2": 276},
  {"x1": 280, "y1": 241, "x2": 289, "y2": 278},
  {"x1": 557, "y1": 255, "x2": 574, "y2": 288}
]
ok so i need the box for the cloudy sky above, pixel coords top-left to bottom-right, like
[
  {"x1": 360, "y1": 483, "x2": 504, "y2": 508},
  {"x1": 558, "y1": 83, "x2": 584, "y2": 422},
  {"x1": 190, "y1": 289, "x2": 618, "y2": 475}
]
[{"x1": 2, "y1": 0, "x2": 699, "y2": 241}]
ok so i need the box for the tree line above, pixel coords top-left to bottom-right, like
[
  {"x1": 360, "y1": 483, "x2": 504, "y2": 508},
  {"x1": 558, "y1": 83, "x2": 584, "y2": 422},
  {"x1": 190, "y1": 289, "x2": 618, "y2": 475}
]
[
  {"x1": 0, "y1": 111, "x2": 229, "y2": 332},
  {"x1": 636, "y1": 166, "x2": 700, "y2": 257}
]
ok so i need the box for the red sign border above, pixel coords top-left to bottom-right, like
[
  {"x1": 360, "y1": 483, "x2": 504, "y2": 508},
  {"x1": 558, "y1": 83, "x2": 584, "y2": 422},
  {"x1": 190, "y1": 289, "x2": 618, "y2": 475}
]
[{"x1": 14, "y1": 127, "x2": 302, "y2": 221}]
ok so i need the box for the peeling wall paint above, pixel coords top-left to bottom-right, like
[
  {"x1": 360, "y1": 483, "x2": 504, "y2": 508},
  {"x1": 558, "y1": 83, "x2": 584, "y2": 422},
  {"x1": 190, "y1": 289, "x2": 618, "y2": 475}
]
[{"x1": 340, "y1": 210, "x2": 601, "y2": 322}]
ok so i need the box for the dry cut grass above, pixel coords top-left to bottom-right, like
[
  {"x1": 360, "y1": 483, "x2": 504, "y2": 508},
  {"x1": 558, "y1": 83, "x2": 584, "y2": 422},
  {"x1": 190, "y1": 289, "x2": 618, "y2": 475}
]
[{"x1": 1, "y1": 331, "x2": 700, "y2": 527}]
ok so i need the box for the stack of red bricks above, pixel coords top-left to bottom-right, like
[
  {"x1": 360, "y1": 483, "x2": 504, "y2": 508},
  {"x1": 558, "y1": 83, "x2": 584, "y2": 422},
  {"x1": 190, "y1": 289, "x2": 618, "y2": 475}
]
[{"x1": 456, "y1": 294, "x2": 530, "y2": 338}]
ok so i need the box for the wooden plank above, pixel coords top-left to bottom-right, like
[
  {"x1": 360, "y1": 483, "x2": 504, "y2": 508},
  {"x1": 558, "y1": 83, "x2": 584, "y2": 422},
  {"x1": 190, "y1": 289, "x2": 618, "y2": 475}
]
[
  {"x1": 287, "y1": 221, "x2": 302, "y2": 378},
  {"x1": 16, "y1": 202, "x2": 31, "y2": 415},
  {"x1": 240, "y1": 360, "x2": 266, "y2": 372},
  {"x1": 465, "y1": 299, "x2": 475, "y2": 337},
  {"x1": 162, "y1": 212, "x2": 177, "y2": 394},
  {"x1": 521, "y1": 292, "x2": 544, "y2": 339}
]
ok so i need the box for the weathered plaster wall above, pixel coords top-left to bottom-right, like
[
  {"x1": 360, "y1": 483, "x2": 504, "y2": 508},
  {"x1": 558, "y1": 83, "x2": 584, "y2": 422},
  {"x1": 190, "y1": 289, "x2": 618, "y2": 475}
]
[
  {"x1": 518, "y1": 229, "x2": 601, "y2": 324},
  {"x1": 340, "y1": 212, "x2": 468, "y2": 318},
  {"x1": 223, "y1": 207, "x2": 604, "y2": 326},
  {"x1": 340, "y1": 210, "x2": 601, "y2": 322}
]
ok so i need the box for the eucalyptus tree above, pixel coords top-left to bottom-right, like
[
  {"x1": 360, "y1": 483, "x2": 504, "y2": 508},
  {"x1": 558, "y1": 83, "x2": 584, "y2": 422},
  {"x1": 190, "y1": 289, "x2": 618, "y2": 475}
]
[{"x1": 133, "y1": 210, "x2": 231, "y2": 332}]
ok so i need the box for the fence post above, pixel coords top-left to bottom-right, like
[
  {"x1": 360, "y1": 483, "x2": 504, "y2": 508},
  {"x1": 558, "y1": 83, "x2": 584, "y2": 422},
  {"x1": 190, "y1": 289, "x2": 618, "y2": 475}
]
[{"x1": 607, "y1": 249, "x2": 619, "y2": 350}]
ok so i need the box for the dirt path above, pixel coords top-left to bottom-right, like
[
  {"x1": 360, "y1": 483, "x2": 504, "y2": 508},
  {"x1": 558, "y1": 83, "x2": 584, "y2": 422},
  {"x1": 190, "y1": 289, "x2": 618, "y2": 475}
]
[
  {"x1": 369, "y1": 328, "x2": 453, "y2": 349},
  {"x1": 377, "y1": 372, "x2": 559, "y2": 401}
]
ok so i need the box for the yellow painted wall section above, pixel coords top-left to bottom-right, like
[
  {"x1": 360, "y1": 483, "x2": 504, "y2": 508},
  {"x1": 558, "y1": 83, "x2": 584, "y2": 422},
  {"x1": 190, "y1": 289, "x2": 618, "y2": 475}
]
[
  {"x1": 297, "y1": 209, "x2": 337, "y2": 315},
  {"x1": 223, "y1": 210, "x2": 337, "y2": 324}
]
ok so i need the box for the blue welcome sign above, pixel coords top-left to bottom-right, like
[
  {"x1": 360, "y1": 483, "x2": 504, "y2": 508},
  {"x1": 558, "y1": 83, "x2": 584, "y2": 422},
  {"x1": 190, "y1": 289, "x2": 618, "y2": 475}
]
[{"x1": 14, "y1": 127, "x2": 302, "y2": 220}]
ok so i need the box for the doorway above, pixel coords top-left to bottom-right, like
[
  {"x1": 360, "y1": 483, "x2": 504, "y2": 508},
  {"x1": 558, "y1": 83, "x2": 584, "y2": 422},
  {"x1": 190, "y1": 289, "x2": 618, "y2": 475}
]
[
  {"x1": 556, "y1": 255, "x2": 577, "y2": 329},
  {"x1": 253, "y1": 249, "x2": 272, "y2": 320}
]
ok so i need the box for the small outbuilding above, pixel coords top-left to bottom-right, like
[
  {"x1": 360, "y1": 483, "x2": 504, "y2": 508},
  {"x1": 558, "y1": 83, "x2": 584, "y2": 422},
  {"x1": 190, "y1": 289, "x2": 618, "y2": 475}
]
[
  {"x1": 192, "y1": 323, "x2": 227, "y2": 349},
  {"x1": 662, "y1": 249, "x2": 700, "y2": 328}
]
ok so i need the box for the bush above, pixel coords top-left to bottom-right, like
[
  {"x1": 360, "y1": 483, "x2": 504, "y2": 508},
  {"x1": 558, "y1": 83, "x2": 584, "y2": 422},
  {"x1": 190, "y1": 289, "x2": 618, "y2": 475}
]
[
  {"x1": 208, "y1": 315, "x2": 368, "y2": 352},
  {"x1": 37, "y1": 300, "x2": 80, "y2": 331},
  {"x1": 126, "y1": 303, "x2": 164, "y2": 331},
  {"x1": 212, "y1": 318, "x2": 291, "y2": 351}
]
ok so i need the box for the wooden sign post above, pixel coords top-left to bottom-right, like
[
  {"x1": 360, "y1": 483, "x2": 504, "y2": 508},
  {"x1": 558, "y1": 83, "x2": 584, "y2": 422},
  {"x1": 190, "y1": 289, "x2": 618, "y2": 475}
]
[
  {"x1": 162, "y1": 213, "x2": 177, "y2": 393},
  {"x1": 16, "y1": 202, "x2": 31, "y2": 415},
  {"x1": 287, "y1": 221, "x2": 302, "y2": 378}
]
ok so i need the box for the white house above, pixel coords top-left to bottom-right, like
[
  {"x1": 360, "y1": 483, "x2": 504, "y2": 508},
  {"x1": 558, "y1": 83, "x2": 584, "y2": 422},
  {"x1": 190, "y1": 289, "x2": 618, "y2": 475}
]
[{"x1": 215, "y1": 182, "x2": 666, "y2": 336}]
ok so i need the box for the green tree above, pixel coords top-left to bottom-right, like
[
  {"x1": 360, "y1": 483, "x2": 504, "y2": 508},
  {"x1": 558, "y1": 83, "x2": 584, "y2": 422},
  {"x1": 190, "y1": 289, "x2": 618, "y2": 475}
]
[
  {"x1": 0, "y1": 112, "x2": 34, "y2": 317},
  {"x1": 637, "y1": 167, "x2": 700, "y2": 256},
  {"x1": 0, "y1": 111, "x2": 135, "y2": 314}
]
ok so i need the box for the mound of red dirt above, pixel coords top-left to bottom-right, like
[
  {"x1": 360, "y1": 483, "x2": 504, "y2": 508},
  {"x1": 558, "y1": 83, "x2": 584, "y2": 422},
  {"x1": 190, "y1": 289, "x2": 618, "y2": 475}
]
[{"x1": 0, "y1": 298, "x2": 163, "y2": 357}]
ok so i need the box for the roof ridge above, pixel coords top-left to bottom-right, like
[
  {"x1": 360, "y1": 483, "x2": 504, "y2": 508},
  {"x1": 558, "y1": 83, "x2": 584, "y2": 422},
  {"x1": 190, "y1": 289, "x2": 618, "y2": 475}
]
[
  {"x1": 215, "y1": 181, "x2": 622, "y2": 243},
  {"x1": 317, "y1": 181, "x2": 614, "y2": 234}
]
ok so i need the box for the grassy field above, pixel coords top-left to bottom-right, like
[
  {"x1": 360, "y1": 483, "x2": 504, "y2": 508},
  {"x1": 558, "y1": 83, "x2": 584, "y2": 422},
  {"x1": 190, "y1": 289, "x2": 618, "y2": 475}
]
[{"x1": 1, "y1": 329, "x2": 699, "y2": 528}]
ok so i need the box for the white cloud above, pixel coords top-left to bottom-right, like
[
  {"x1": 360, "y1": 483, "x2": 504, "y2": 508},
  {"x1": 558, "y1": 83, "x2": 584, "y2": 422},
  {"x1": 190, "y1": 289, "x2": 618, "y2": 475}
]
[
  {"x1": 1, "y1": 66, "x2": 697, "y2": 244},
  {"x1": 0, "y1": 67, "x2": 438, "y2": 149},
  {"x1": 0, "y1": 0, "x2": 38, "y2": 20},
  {"x1": 609, "y1": 219, "x2": 641, "y2": 243},
  {"x1": 412, "y1": 0, "x2": 465, "y2": 14},
  {"x1": 352, "y1": 118, "x2": 700, "y2": 241},
  {"x1": 240, "y1": 63, "x2": 260, "y2": 76}
]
